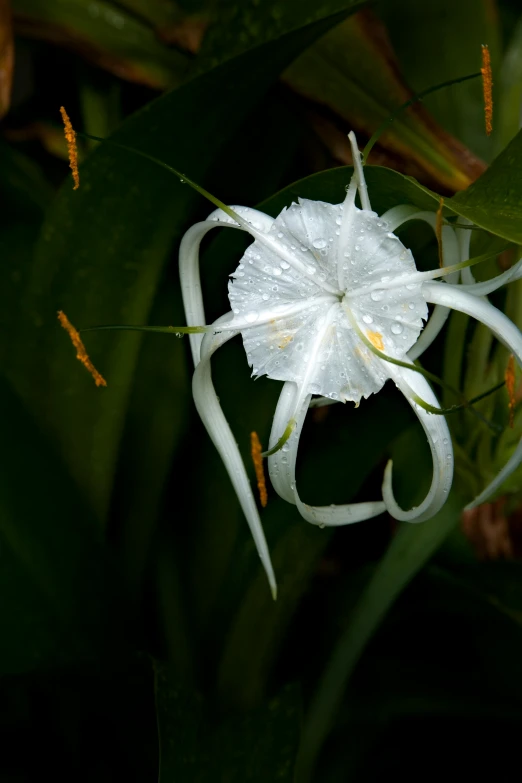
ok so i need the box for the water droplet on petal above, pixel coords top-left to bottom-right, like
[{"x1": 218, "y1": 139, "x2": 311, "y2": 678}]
[
  {"x1": 312, "y1": 238, "x2": 327, "y2": 249},
  {"x1": 391, "y1": 323, "x2": 403, "y2": 335}
]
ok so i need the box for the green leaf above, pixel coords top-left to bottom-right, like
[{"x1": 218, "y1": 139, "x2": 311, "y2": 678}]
[
  {"x1": 496, "y1": 13, "x2": 522, "y2": 152},
  {"x1": 4, "y1": 0, "x2": 370, "y2": 522},
  {"x1": 13, "y1": 0, "x2": 189, "y2": 88},
  {"x1": 449, "y1": 128, "x2": 522, "y2": 243},
  {"x1": 197, "y1": 0, "x2": 368, "y2": 68},
  {"x1": 154, "y1": 661, "x2": 301, "y2": 781},
  {"x1": 0, "y1": 375, "x2": 120, "y2": 674}
]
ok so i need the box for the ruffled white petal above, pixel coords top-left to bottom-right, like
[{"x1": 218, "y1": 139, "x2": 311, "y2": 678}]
[
  {"x1": 229, "y1": 196, "x2": 427, "y2": 399},
  {"x1": 193, "y1": 314, "x2": 277, "y2": 597},
  {"x1": 179, "y1": 206, "x2": 274, "y2": 366},
  {"x1": 424, "y1": 281, "x2": 522, "y2": 508},
  {"x1": 268, "y1": 381, "x2": 386, "y2": 525},
  {"x1": 382, "y1": 363, "x2": 454, "y2": 522}
]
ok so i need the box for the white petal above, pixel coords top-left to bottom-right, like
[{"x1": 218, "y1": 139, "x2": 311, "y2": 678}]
[
  {"x1": 457, "y1": 256, "x2": 522, "y2": 296},
  {"x1": 382, "y1": 363, "x2": 454, "y2": 522},
  {"x1": 424, "y1": 281, "x2": 522, "y2": 507},
  {"x1": 456, "y1": 218, "x2": 475, "y2": 285},
  {"x1": 179, "y1": 206, "x2": 274, "y2": 366},
  {"x1": 268, "y1": 382, "x2": 386, "y2": 525},
  {"x1": 193, "y1": 314, "x2": 277, "y2": 598},
  {"x1": 380, "y1": 204, "x2": 421, "y2": 232}
]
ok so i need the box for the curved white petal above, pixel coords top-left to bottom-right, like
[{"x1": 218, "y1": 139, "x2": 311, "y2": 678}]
[
  {"x1": 456, "y1": 218, "x2": 475, "y2": 285},
  {"x1": 380, "y1": 205, "x2": 421, "y2": 232},
  {"x1": 383, "y1": 363, "x2": 454, "y2": 522},
  {"x1": 457, "y1": 256, "x2": 522, "y2": 296},
  {"x1": 268, "y1": 382, "x2": 385, "y2": 526},
  {"x1": 179, "y1": 206, "x2": 274, "y2": 366},
  {"x1": 193, "y1": 313, "x2": 277, "y2": 598},
  {"x1": 424, "y1": 281, "x2": 522, "y2": 508}
]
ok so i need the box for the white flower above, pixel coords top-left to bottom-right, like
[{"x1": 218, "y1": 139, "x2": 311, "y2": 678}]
[{"x1": 179, "y1": 132, "x2": 522, "y2": 597}]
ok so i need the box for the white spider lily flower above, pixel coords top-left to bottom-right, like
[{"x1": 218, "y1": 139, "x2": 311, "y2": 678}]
[{"x1": 179, "y1": 132, "x2": 522, "y2": 596}]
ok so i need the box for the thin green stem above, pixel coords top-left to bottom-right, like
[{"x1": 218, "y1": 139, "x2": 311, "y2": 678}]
[
  {"x1": 80, "y1": 324, "x2": 209, "y2": 335},
  {"x1": 76, "y1": 130, "x2": 240, "y2": 221},
  {"x1": 362, "y1": 72, "x2": 481, "y2": 163},
  {"x1": 261, "y1": 419, "x2": 296, "y2": 457}
]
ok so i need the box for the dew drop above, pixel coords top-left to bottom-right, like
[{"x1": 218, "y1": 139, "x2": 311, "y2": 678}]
[
  {"x1": 362, "y1": 314, "x2": 373, "y2": 324},
  {"x1": 312, "y1": 238, "x2": 327, "y2": 249},
  {"x1": 371, "y1": 290, "x2": 384, "y2": 302},
  {"x1": 391, "y1": 323, "x2": 403, "y2": 335},
  {"x1": 245, "y1": 311, "x2": 259, "y2": 323}
]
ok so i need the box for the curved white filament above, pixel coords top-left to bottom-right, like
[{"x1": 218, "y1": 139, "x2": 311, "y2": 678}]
[
  {"x1": 425, "y1": 281, "x2": 522, "y2": 508},
  {"x1": 193, "y1": 313, "x2": 277, "y2": 598},
  {"x1": 348, "y1": 131, "x2": 371, "y2": 212},
  {"x1": 179, "y1": 206, "x2": 274, "y2": 365},
  {"x1": 383, "y1": 363, "x2": 454, "y2": 522},
  {"x1": 457, "y1": 256, "x2": 522, "y2": 296}
]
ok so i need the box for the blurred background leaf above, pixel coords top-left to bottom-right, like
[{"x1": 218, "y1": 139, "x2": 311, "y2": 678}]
[
  {"x1": 282, "y1": 9, "x2": 485, "y2": 191},
  {"x1": 12, "y1": 0, "x2": 189, "y2": 88},
  {"x1": 155, "y1": 661, "x2": 301, "y2": 781},
  {"x1": 379, "y1": 0, "x2": 500, "y2": 162},
  {"x1": 0, "y1": 374, "x2": 123, "y2": 674}
]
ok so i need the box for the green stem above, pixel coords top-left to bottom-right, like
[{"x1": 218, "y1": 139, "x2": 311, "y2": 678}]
[{"x1": 362, "y1": 72, "x2": 481, "y2": 163}]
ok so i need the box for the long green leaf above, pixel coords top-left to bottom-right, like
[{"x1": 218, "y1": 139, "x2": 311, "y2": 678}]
[
  {"x1": 0, "y1": 375, "x2": 120, "y2": 673},
  {"x1": 295, "y1": 492, "x2": 463, "y2": 782}
]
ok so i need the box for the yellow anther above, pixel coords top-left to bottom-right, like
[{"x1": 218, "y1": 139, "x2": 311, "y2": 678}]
[
  {"x1": 481, "y1": 44, "x2": 493, "y2": 136},
  {"x1": 59, "y1": 106, "x2": 80, "y2": 189},
  {"x1": 250, "y1": 431, "x2": 268, "y2": 507},
  {"x1": 58, "y1": 310, "x2": 107, "y2": 387}
]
